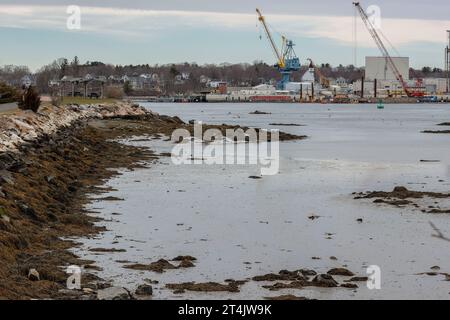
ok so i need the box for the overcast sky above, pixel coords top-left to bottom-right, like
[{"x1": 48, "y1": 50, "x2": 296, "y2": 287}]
[{"x1": 0, "y1": 0, "x2": 449, "y2": 70}]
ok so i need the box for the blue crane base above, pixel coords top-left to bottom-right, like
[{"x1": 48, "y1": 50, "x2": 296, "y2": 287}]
[{"x1": 277, "y1": 72, "x2": 292, "y2": 90}]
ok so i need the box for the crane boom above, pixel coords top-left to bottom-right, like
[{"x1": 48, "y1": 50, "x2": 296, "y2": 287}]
[
  {"x1": 256, "y1": 8, "x2": 285, "y2": 68},
  {"x1": 353, "y1": 2, "x2": 411, "y2": 96}
]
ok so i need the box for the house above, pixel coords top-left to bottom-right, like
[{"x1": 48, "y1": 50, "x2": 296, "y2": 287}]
[
  {"x1": 21, "y1": 75, "x2": 35, "y2": 88},
  {"x1": 48, "y1": 79, "x2": 61, "y2": 87},
  {"x1": 208, "y1": 80, "x2": 227, "y2": 89},
  {"x1": 59, "y1": 75, "x2": 106, "y2": 98},
  {"x1": 334, "y1": 77, "x2": 348, "y2": 87},
  {"x1": 151, "y1": 73, "x2": 160, "y2": 82},
  {"x1": 181, "y1": 72, "x2": 190, "y2": 80},
  {"x1": 199, "y1": 75, "x2": 210, "y2": 84}
]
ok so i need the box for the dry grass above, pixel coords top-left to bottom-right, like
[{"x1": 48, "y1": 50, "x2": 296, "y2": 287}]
[{"x1": 62, "y1": 97, "x2": 119, "y2": 105}]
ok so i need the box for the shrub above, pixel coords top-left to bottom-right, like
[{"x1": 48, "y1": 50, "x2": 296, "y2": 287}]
[
  {"x1": 18, "y1": 86, "x2": 41, "y2": 112},
  {"x1": 50, "y1": 94, "x2": 62, "y2": 107},
  {"x1": 105, "y1": 86, "x2": 124, "y2": 99},
  {"x1": 0, "y1": 82, "x2": 19, "y2": 104},
  {"x1": 123, "y1": 81, "x2": 133, "y2": 96}
]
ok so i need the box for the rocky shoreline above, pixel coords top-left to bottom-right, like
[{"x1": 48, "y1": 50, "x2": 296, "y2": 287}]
[
  {"x1": 0, "y1": 103, "x2": 173, "y2": 299},
  {"x1": 0, "y1": 102, "x2": 305, "y2": 300}
]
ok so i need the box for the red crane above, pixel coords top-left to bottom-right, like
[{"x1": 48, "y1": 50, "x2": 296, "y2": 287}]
[{"x1": 353, "y1": 2, "x2": 422, "y2": 97}]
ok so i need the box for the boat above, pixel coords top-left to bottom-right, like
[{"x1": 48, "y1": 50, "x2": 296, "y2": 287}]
[{"x1": 377, "y1": 99, "x2": 384, "y2": 109}]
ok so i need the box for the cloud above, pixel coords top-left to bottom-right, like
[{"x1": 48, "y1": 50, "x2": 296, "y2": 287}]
[{"x1": 0, "y1": 4, "x2": 447, "y2": 50}]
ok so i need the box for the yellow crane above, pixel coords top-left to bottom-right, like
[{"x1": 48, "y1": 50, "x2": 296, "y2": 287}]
[
  {"x1": 256, "y1": 8, "x2": 285, "y2": 69},
  {"x1": 256, "y1": 8, "x2": 301, "y2": 90}
]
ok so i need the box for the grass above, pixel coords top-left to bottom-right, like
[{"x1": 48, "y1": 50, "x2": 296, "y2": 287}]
[
  {"x1": 0, "y1": 102, "x2": 18, "y2": 115},
  {"x1": 0, "y1": 110, "x2": 17, "y2": 115},
  {"x1": 61, "y1": 97, "x2": 119, "y2": 105}
]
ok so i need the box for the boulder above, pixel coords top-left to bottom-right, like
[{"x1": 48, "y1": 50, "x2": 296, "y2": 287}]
[
  {"x1": 327, "y1": 268, "x2": 355, "y2": 276},
  {"x1": 97, "y1": 287, "x2": 131, "y2": 300},
  {"x1": 17, "y1": 201, "x2": 40, "y2": 221},
  {"x1": 0, "y1": 170, "x2": 14, "y2": 185},
  {"x1": 311, "y1": 274, "x2": 338, "y2": 287},
  {"x1": 28, "y1": 269, "x2": 40, "y2": 281},
  {"x1": 135, "y1": 284, "x2": 153, "y2": 296}
]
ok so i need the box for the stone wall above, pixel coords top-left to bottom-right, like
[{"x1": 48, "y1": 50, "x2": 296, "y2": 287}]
[{"x1": 0, "y1": 103, "x2": 155, "y2": 153}]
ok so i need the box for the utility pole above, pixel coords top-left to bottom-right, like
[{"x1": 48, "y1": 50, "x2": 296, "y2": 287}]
[
  {"x1": 446, "y1": 30, "x2": 450, "y2": 94},
  {"x1": 361, "y1": 76, "x2": 365, "y2": 98},
  {"x1": 374, "y1": 78, "x2": 377, "y2": 98}
]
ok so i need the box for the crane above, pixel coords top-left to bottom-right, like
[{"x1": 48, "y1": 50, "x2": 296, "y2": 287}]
[
  {"x1": 256, "y1": 8, "x2": 301, "y2": 90},
  {"x1": 307, "y1": 58, "x2": 330, "y2": 88},
  {"x1": 353, "y1": 2, "x2": 419, "y2": 97}
]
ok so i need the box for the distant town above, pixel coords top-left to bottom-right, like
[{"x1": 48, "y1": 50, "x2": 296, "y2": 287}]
[{"x1": 0, "y1": 56, "x2": 449, "y2": 104}]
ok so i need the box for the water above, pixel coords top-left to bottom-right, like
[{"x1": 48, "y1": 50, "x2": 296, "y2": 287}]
[{"x1": 75, "y1": 103, "x2": 450, "y2": 300}]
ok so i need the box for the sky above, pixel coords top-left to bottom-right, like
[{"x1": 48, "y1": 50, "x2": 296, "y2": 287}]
[{"x1": 0, "y1": 0, "x2": 449, "y2": 71}]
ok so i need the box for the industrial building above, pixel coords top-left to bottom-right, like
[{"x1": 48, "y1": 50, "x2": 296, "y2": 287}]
[
  {"x1": 353, "y1": 53, "x2": 449, "y2": 98},
  {"x1": 365, "y1": 57, "x2": 409, "y2": 81}
]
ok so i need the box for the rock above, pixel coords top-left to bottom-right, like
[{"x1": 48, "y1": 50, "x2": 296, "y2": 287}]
[
  {"x1": 0, "y1": 206, "x2": 9, "y2": 222},
  {"x1": 248, "y1": 176, "x2": 262, "y2": 179},
  {"x1": 311, "y1": 274, "x2": 338, "y2": 287},
  {"x1": 249, "y1": 110, "x2": 271, "y2": 115},
  {"x1": 345, "y1": 276, "x2": 368, "y2": 282},
  {"x1": 299, "y1": 269, "x2": 317, "y2": 277},
  {"x1": 0, "y1": 103, "x2": 150, "y2": 154},
  {"x1": 58, "y1": 289, "x2": 83, "y2": 296},
  {"x1": 265, "y1": 295, "x2": 311, "y2": 300},
  {"x1": 166, "y1": 282, "x2": 240, "y2": 293},
  {"x1": 97, "y1": 287, "x2": 131, "y2": 300},
  {"x1": 135, "y1": 284, "x2": 153, "y2": 296},
  {"x1": 144, "y1": 279, "x2": 159, "y2": 285},
  {"x1": 253, "y1": 270, "x2": 307, "y2": 282},
  {"x1": 0, "y1": 170, "x2": 14, "y2": 185},
  {"x1": 124, "y1": 259, "x2": 177, "y2": 273},
  {"x1": 327, "y1": 268, "x2": 355, "y2": 276},
  {"x1": 178, "y1": 260, "x2": 195, "y2": 268},
  {"x1": 17, "y1": 201, "x2": 40, "y2": 221},
  {"x1": 431, "y1": 266, "x2": 441, "y2": 271},
  {"x1": 1, "y1": 214, "x2": 10, "y2": 223},
  {"x1": 393, "y1": 186, "x2": 409, "y2": 193},
  {"x1": 172, "y1": 255, "x2": 197, "y2": 262},
  {"x1": 83, "y1": 288, "x2": 95, "y2": 294},
  {"x1": 330, "y1": 256, "x2": 338, "y2": 261},
  {"x1": 341, "y1": 283, "x2": 358, "y2": 289},
  {"x1": 28, "y1": 269, "x2": 40, "y2": 281}
]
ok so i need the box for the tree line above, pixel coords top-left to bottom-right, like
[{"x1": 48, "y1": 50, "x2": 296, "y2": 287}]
[{"x1": 0, "y1": 56, "x2": 447, "y2": 96}]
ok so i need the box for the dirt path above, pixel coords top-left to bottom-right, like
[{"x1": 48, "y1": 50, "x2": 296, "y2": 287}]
[{"x1": 0, "y1": 103, "x2": 17, "y2": 114}]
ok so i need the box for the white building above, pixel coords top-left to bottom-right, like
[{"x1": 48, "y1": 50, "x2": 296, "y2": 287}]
[
  {"x1": 353, "y1": 78, "x2": 405, "y2": 97},
  {"x1": 285, "y1": 82, "x2": 315, "y2": 94},
  {"x1": 302, "y1": 65, "x2": 315, "y2": 82},
  {"x1": 423, "y1": 78, "x2": 447, "y2": 94},
  {"x1": 365, "y1": 56, "x2": 409, "y2": 81}
]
